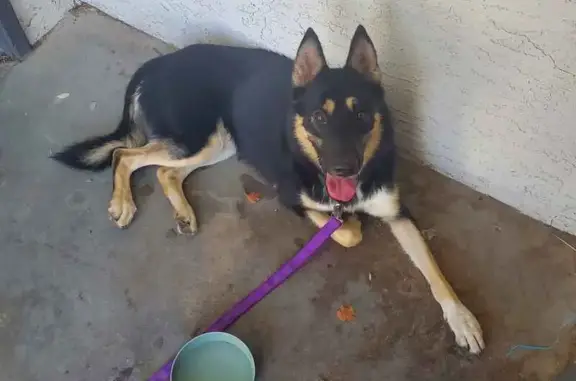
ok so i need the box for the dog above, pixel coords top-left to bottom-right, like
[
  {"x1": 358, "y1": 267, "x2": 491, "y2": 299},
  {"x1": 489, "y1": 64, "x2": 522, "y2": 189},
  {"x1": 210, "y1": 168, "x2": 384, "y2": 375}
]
[{"x1": 52, "y1": 25, "x2": 484, "y2": 354}]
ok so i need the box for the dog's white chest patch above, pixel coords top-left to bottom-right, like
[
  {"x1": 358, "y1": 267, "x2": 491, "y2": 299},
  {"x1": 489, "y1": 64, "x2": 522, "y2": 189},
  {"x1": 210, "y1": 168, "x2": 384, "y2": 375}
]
[
  {"x1": 300, "y1": 186, "x2": 400, "y2": 220},
  {"x1": 358, "y1": 187, "x2": 400, "y2": 220}
]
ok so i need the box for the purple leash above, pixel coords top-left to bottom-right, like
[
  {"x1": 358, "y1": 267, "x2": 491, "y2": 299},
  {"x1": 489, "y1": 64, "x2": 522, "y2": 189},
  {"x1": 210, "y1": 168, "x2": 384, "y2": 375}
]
[{"x1": 148, "y1": 213, "x2": 343, "y2": 381}]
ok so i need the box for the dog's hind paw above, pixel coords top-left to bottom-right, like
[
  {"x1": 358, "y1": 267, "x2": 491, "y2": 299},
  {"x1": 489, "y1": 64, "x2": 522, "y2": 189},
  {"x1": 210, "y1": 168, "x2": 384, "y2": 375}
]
[
  {"x1": 108, "y1": 198, "x2": 137, "y2": 228},
  {"x1": 175, "y1": 214, "x2": 198, "y2": 236},
  {"x1": 442, "y1": 300, "x2": 485, "y2": 354}
]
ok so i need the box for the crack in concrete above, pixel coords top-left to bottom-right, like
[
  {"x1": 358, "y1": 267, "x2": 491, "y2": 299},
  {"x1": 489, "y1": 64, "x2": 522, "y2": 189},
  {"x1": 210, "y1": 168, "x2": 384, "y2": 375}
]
[
  {"x1": 381, "y1": 71, "x2": 420, "y2": 87},
  {"x1": 260, "y1": 14, "x2": 269, "y2": 41},
  {"x1": 490, "y1": 20, "x2": 576, "y2": 77},
  {"x1": 477, "y1": 47, "x2": 496, "y2": 64}
]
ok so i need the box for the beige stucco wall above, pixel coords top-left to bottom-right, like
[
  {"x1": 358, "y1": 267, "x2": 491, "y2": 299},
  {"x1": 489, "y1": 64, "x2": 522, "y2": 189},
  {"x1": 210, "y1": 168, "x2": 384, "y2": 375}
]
[
  {"x1": 84, "y1": 0, "x2": 576, "y2": 233},
  {"x1": 10, "y1": 0, "x2": 74, "y2": 44}
]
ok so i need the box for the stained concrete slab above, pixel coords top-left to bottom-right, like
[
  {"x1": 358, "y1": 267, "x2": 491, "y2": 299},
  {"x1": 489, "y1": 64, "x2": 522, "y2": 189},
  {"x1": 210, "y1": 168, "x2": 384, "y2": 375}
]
[{"x1": 0, "y1": 7, "x2": 575, "y2": 381}]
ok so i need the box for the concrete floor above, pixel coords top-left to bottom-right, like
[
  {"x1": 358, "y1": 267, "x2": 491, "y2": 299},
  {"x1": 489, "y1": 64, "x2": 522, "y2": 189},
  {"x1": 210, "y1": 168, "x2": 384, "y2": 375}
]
[{"x1": 1, "y1": 8, "x2": 575, "y2": 381}]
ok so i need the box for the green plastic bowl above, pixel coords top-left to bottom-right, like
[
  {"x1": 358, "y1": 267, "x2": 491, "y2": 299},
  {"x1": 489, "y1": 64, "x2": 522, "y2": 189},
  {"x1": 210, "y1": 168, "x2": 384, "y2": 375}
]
[{"x1": 170, "y1": 332, "x2": 256, "y2": 381}]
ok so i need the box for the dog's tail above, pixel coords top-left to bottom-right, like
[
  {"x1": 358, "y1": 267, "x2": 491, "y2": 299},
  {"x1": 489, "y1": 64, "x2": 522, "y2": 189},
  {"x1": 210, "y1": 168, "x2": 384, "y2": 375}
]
[{"x1": 52, "y1": 92, "x2": 144, "y2": 171}]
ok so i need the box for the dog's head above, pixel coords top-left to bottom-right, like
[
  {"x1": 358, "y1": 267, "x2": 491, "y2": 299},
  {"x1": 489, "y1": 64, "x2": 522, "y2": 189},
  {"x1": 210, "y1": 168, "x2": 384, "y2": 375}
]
[{"x1": 291, "y1": 25, "x2": 386, "y2": 203}]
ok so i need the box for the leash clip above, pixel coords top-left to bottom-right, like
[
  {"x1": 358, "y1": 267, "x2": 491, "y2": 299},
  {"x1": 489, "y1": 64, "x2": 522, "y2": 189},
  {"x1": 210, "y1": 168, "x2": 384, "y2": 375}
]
[{"x1": 332, "y1": 203, "x2": 344, "y2": 221}]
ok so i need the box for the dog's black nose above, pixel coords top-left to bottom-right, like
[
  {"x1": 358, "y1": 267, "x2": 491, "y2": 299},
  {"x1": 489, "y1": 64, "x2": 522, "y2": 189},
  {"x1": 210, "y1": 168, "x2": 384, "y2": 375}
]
[{"x1": 330, "y1": 166, "x2": 357, "y2": 177}]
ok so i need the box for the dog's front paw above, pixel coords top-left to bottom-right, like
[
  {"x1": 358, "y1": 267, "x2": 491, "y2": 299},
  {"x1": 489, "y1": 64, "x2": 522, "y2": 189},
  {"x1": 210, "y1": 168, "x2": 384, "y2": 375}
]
[
  {"x1": 331, "y1": 217, "x2": 362, "y2": 248},
  {"x1": 442, "y1": 300, "x2": 484, "y2": 354},
  {"x1": 108, "y1": 198, "x2": 137, "y2": 228}
]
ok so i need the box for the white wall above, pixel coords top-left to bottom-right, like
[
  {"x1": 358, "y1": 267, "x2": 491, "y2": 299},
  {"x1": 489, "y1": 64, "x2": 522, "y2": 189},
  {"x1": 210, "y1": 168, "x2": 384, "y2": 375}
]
[
  {"x1": 84, "y1": 0, "x2": 576, "y2": 234},
  {"x1": 11, "y1": 0, "x2": 75, "y2": 44}
]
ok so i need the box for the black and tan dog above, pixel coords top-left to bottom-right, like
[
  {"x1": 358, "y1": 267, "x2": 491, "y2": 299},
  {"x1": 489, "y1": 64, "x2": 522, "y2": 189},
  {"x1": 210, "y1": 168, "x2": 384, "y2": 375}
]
[{"x1": 53, "y1": 25, "x2": 484, "y2": 353}]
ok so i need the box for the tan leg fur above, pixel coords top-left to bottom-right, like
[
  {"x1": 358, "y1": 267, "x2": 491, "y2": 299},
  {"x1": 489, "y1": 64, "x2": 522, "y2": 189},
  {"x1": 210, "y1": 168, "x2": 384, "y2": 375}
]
[{"x1": 108, "y1": 124, "x2": 236, "y2": 230}]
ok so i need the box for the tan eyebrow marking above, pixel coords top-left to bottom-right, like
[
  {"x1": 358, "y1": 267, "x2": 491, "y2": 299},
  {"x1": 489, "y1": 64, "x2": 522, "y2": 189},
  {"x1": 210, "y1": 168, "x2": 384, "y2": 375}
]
[
  {"x1": 322, "y1": 98, "x2": 335, "y2": 115},
  {"x1": 363, "y1": 112, "x2": 382, "y2": 164},
  {"x1": 293, "y1": 114, "x2": 320, "y2": 166},
  {"x1": 345, "y1": 97, "x2": 357, "y2": 111}
]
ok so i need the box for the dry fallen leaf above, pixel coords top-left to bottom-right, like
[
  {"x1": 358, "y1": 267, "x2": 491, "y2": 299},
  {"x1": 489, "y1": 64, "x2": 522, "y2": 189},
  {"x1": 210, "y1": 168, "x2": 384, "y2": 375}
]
[
  {"x1": 336, "y1": 304, "x2": 356, "y2": 322},
  {"x1": 245, "y1": 192, "x2": 262, "y2": 204}
]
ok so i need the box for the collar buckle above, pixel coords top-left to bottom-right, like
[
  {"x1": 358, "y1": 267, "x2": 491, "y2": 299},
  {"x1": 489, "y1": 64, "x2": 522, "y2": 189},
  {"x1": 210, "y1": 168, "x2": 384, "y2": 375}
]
[{"x1": 332, "y1": 203, "x2": 344, "y2": 221}]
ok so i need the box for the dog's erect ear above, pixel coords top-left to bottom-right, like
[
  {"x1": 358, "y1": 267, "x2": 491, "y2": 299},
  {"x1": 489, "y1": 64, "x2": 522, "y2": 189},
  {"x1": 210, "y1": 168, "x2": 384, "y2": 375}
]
[
  {"x1": 292, "y1": 28, "x2": 327, "y2": 87},
  {"x1": 346, "y1": 25, "x2": 381, "y2": 83}
]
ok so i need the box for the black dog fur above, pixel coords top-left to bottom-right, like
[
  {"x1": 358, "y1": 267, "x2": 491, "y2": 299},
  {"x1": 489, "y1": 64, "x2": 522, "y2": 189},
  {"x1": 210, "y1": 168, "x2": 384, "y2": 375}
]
[{"x1": 54, "y1": 26, "x2": 401, "y2": 218}]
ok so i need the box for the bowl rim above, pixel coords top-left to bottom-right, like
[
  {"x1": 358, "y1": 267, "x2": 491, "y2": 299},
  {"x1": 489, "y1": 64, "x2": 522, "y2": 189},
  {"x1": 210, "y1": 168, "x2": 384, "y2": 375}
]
[{"x1": 170, "y1": 331, "x2": 256, "y2": 381}]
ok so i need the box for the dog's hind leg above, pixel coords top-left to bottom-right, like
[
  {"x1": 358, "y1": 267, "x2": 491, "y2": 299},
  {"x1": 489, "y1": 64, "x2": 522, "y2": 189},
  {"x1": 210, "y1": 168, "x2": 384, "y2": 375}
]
[
  {"x1": 108, "y1": 143, "x2": 164, "y2": 228},
  {"x1": 156, "y1": 128, "x2": 236, "y2": 234},
  {"x1": 156, "y1": 165, "x2": 198, "y2": 235},
  {"x1": 108, "y1": 121, "x2": 237, "y2": 230}
]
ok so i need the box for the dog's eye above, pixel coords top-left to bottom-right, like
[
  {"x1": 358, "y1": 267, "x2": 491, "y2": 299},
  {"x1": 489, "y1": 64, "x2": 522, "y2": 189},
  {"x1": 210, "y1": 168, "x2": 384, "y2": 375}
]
[
  {"x1": 357, "y1": 112, "x2": 370, "y2": 123},
  {"x1": 311, "y1": 110, "x2": 327, "y2": 126}
]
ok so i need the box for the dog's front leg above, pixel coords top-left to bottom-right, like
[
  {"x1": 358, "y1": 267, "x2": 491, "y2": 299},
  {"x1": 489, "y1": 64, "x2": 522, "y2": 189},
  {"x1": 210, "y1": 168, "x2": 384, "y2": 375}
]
[
  {"x1": 305, "y1": 210, "x2": 362, "y2": 248},
  {"x1": 388, "y1": 217, "x2": 484, "y2": 353},
  {"x1": 362, "y1": 188, "x2": 484, "y2": 353}
]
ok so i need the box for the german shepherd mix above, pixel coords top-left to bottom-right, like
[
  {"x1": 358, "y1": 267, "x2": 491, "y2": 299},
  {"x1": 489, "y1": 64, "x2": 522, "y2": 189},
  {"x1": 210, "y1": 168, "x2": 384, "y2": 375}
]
[{"x1": 53, "y1": 26, "x2": 484, "y2": 353}]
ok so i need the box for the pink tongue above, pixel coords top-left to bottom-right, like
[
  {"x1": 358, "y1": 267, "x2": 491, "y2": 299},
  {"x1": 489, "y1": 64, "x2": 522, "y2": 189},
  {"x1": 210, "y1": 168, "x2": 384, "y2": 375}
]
[{"x1": 325, "y1": 174, "x2": 357, "y2": 202}]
